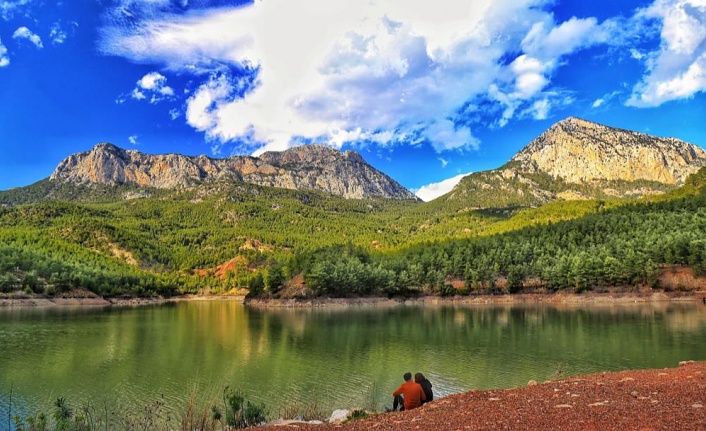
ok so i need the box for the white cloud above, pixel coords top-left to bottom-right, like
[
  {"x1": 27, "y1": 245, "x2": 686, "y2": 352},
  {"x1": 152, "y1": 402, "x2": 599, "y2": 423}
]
[
  {"x1": 50, "y1": 21, "x2": 78, "y2": 45},
  {"x1": 0, "y1": 0, "x2": 33, "y2": 21},
  {"x1": 592, "y1": 90, "x2": 622, "y2": 108},
  {"x1": 630, "y1": 48, "x2": 646, "y2": 60},
  {"x1": 128, "y1": 134, "x2": 139, "y2": 145},
  {"x1": 628, "y1": 0, "x2": 706, "y2": 107},
  {"x1": 527, "y1": 98, "x2": 550, "y2": 120},
  {"x1": 439, "y1": 157, "x2": 449, "y2": 168},
  {"x1": 414, "y1": 172, "x2": 471, "y2": 201},
  {"x1": 12, "y1": 26, "x2": 43, "y2": 48},
  {"x1": 0, "y1": 37, "x2": 9, "y2": 67},
  {"x1": 169, "y1": 108, "x2": 180, "y2": 120},
  {"x1": 185, "y1": 73, "x2": 236, "y2": 135},
  {"x1": 489, "y1": 16, "x2": 616, "y2": 126},
  {"x1": 50, "y1": 24, "x2": 67, "y2": 44},
  {"x1": 123, "y1": 71, "x2": 175, "y2": 104},
  {"x1": 99, "y1": 0, "x2": 627, "y2": 155}
]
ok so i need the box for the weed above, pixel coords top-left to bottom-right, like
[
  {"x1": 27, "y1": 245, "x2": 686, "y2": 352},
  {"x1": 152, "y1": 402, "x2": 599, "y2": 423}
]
[
  {"x1": 279, "y1": 402, "x2": 327, "y2": 422},
  {"x1": 222, "y1": 387, "x2": 267, "y2": 429},
  {"x1": 344, "y1": 409, "x2": 369, "y2": 423},
  {"x1": 180, "y1": 395, "x2": 218, "y2": 431},
  {"x1": 551, "y1": 363, "x2": 565, "y2": 381}
]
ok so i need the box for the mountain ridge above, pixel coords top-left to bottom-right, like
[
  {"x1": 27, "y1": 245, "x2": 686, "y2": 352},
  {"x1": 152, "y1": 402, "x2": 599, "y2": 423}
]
[{"x1": 47, "y1": 143, "x2": 418, "y2": 201}]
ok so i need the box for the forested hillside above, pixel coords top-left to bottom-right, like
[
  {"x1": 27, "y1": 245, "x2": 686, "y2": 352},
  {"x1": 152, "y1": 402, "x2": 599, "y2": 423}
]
[{"x1": 1, "y1": 168, "x2": 705, "y2": 298}]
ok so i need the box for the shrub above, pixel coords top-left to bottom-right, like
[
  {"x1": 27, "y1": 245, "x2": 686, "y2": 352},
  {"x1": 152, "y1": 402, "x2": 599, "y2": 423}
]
[{"x1": 222, "y1": 387, "x2": 267, "y2": 429}]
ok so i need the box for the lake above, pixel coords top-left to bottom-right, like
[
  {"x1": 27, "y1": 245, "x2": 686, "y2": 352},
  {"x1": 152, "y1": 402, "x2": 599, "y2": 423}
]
[{"x1": 1, "y1": 300, "x2": 705, "y2": 429}]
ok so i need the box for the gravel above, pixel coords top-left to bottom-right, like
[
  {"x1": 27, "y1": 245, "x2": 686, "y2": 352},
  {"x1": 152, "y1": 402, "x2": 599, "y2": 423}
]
[{"x1": 256, "y1": 361, "x2": 706, "y2": 431}]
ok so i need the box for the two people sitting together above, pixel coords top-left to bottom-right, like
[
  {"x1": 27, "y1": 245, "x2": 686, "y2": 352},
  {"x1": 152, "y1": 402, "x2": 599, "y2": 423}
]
[{"x1": 391, "y1": 372, "x2": 433, "y2": 411}]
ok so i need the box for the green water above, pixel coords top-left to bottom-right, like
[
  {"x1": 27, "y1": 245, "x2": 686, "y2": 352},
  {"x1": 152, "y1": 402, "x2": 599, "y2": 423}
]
[{"x1": 1, "y1": 300, "x2": 706, "y2": 427}]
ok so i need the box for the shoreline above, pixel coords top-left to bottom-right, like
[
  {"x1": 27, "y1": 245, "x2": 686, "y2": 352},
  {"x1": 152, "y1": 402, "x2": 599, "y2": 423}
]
[
  {"x1": 2, "y1": 289, "x2": 704, "y2": 309},
  {"x1": 257, "y1": 361, "x2": 706, "y2": 431},
  {"x1": 244, "y1": 289, "x2": 706, "y2": 308},
  {"x1": 0, "y1": 294, "x2": 245, "y2": 308}
]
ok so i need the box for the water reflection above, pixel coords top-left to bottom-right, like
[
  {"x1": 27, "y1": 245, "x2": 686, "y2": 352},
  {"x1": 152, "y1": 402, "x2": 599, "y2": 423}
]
[{"x1": 1, "y1": 301, "x2": 705, "y2": 429}]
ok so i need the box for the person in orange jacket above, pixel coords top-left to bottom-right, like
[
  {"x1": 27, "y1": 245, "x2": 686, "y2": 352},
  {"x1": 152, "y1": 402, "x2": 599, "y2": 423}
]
[{"x1": 392, "y1": 372, "x2": 426, "y2": 411}]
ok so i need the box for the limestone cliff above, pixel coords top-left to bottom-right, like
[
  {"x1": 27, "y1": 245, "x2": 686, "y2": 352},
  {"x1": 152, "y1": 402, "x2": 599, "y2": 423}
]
[
  {"x1": 49, "y1": 144, "x2": 418, "y2": 200},
  {"x1": 445, "y1": 117, "x2": 706, "y2": 208},
  {"x1": 511, "y1": 117, "x2": 706, "y2": 184}
]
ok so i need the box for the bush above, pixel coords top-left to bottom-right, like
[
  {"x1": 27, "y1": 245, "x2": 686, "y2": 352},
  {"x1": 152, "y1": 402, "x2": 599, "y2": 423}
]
[{"x1": 222, "y1": 387, "x2": 267, "y2": 429}]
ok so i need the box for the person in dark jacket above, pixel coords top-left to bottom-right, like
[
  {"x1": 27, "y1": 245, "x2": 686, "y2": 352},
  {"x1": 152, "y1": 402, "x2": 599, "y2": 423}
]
[{"x1": 414, "y1": 372, "x2": 433, "y2": 404}]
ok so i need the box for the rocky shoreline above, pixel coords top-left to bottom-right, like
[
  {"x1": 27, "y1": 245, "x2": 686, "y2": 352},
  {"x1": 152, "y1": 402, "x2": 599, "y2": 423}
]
[
  {"x1": 0, "y1": 293, "x2": 245, "y2": 308},
  {"x1": 244, "y1": 289, "x2": 706, "y2": 308},
  {"x1": 257, "y1": 361, "x2": 706, "y2": 431},
  {"x1": 2, "y1": 289, "x2": 705, "y2": 308}
]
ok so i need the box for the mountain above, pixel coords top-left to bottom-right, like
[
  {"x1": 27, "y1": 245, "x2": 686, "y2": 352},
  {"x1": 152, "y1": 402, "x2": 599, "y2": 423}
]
[
  {"x1": 444, "y1": 117, "x2": 706, "y2": 208},
  {"x1": 24, "y1": 143, "x2": 417, "y2": 202}
]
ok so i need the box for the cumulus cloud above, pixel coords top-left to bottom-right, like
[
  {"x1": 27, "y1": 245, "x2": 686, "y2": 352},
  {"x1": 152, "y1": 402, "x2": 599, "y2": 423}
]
[
  {"x1": 128, "y1": 134, "x2": 139, "y2": 145},
  {"x1": 0, "y1": 37, "x2": 8, "y2": 67},
  {"x1": 12, "y1": 26, "x2": 43, "y2": 48},
  {"x1": 120, "y1": 71, "x2": 176, "y2": 104},
  {"x1": 414, "y1": 172, "x2": 471, "y2": 201},
  {"x1": 99, "y1": 0, "x2": 627, "y2": 155},
  {"x1": 488, "y1": 16, "x2": 619, "y2": 126},
  {"x1": 628, "y1": 0, "x2": 706, "y2": 107}
]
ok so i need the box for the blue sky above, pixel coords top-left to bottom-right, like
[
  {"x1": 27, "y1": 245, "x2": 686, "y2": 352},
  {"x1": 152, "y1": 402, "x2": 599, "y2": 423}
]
[{"x1": 1, "y1": 0, "x2": 705, "y2": 200}]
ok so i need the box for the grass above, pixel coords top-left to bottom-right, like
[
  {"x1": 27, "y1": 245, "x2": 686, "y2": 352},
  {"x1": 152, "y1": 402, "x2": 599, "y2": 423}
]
[
  {"x1": 278, "y1": 402, "x2": 328, "y2": 422},
  {"x1": 8, "y1": 388, "x2": 267, "y2": 431}
]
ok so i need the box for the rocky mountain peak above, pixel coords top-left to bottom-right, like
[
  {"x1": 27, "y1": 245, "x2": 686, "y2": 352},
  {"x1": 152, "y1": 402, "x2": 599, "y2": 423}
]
[
  {"x1": 510, "y1": 117, "x2": 706, "y2": 184},
  {"x1": 444, "y1": 118, "x2": 706, "y2": 208},
  {"x1": 258, "y1": 144, "x2": 364, "y2": 166},
  {"x1": 49, "y1": 144, "x2": 418, "y2": 200}
]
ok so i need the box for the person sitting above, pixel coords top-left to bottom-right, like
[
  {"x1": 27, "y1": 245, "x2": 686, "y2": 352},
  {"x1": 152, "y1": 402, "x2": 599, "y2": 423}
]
[
  {"x1": 392, "y1": 372, "x2": 426, "y2": 411},
  {"x1": 415, "y1": 372, "x2": 433, "y2": 404}
]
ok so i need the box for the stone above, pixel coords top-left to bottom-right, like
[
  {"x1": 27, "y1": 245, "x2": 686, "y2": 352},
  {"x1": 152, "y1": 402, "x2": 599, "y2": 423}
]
[{"x1": 328, "y1": 409, "x2": 350, "y2": 424}]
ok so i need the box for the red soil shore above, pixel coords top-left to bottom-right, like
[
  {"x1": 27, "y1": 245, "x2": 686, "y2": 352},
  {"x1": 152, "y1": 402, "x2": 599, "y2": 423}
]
[{"x1": 257, "y1": 361, "x2": 706, "y2": 431}]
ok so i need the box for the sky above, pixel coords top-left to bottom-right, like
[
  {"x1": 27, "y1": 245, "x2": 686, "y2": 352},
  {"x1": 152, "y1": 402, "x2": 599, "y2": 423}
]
[{"x1": 1, "y1": 0, "x2": 705, "y2": 201}]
